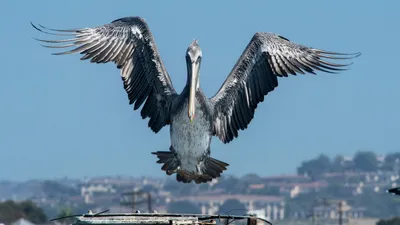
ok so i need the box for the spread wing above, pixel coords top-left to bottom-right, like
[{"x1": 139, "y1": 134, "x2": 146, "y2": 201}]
[
  {"x1": 31, "y1": 17, "x2": 178, "y2": 133},
  {"x1": 210, "y1": 32, "x2": 360, "y2": 143}
]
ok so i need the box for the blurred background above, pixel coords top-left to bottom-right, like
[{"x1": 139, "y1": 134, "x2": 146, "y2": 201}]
[{"x1": 0, "y1": 1, "x2": 399, "y2": 225}]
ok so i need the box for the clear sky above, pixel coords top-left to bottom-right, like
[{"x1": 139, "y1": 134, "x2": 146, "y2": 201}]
[{"x1": 1, "y1": 0, "x2": 399, "y2": 181}]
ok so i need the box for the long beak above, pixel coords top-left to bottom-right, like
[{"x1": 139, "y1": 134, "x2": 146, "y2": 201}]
[{"x1": 188, "y1": 63, "x2": 198, "y2": 122}]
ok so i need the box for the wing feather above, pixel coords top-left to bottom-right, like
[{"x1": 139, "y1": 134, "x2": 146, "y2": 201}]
[
  {"x1": 210, "y1": 32, "x2": 360, "y2": 143},
  {"x1": 32, "y1": 17, "x2": 178, "y2": 133}
]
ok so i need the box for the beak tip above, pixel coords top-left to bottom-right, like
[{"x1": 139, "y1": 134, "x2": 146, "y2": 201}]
[{"x1": 188, "y1": 115, "x2": 195, "y2": 123}]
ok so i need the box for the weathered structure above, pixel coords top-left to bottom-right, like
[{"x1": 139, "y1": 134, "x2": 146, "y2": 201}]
[{"x1": 71, "y1": 212, "x2": 271, "y2": 225}]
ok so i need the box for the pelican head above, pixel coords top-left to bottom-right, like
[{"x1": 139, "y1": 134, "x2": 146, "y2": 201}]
[{"x1": 186, "y1": 39, "x2": 202, "y2": 122}]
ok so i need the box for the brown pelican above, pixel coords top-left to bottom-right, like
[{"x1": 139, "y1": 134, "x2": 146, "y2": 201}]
[{"x1": 31, "y1": 16, "x2": 360, "y2": 184}]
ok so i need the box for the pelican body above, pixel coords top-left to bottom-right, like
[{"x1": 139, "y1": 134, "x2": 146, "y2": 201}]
[{"x1": 32, "y1": 16, "x2": 360, "y2": 183}]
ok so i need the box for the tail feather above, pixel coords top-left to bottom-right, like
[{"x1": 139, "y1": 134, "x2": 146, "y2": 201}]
[
  {"x1": 177, "y1": 172, "x2": 213, "y2": 184},
  {"x1": 176, "y1": 173, "x2": 191, "y2": 183},
  {"x1": 177, "y1": 156, "x2": 230, "y2": 184},
  {"x1": 204, "y1": 156, "x2": 229, "y2": 178},
  {"x1": 175, "y1": 156, "x2": 229, "y2": 184},
  {"x1": 152, "y1": 150, "x2": 229, "y2": 184},
  {"x1": 152, "y1": 151, "x2": 179, "y2": 176}
]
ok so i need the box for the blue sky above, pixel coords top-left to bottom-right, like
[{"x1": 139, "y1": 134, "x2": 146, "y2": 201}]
[{"x1": 1, "y1": 1, "x2": 399, "y2": 181}]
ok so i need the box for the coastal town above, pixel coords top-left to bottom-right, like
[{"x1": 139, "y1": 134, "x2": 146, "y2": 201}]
[{"x1": 1, "y1": 151, "x2": 399, "y2": 225}]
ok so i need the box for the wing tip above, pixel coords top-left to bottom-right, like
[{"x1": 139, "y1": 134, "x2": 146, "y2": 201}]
[
  {"x1": 310, "y1": 49, "x2": 361, "y2": 73},
  {"x1": 314, "y1": 49, "x2": 362, "y2": 59},
  {"x1": 342, "y1": 51, "x2": 362, "y2": 58},
  {"x1": 30, "y1": 21, "x2": 78, "y2": 37},
  {"x1": 30, "y1": 21, "x2": 42, "y2": 32}
]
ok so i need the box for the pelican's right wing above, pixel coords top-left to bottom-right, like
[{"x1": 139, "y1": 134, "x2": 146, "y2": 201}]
[
  {"x1": 210, "y1": 32, "x2": 360, "y2": 144},
  {"x1": 32, "y1": 17, "x2": 178, "y2": 133}
]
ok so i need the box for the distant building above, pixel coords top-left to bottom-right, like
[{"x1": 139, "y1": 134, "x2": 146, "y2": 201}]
[
  {"x1": 81, "y1": 184, "x2": 117, "y2": 204},
  {"x1": 323, "y1": 170, "x2": 399, "y2": 195},
  {"x1": 172, "y1": 194, "x2": 285, "y2": 221},
  {"x1": 289, "y1": 200, "x2": 366, "y2": 220},
  {"x1": 348, "y1": 218, "x2": 379, "y2": 225},
  {"x1": 248, "y1": 180, "x2": 328, "y2": 198},
  {"x1": 11, "y1": 218, "x2": 35, "y2": 225},
  {"x1": 261, "y1": 174, "x2": 309, "y2": 183}
]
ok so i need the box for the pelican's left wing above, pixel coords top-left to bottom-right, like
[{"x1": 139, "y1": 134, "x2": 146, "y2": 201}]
[
  {"x1": 210, "y1": 32, "x2": 360, "y2": 144},
  {"x1": 32, "y1": 17, "x2": 178, "y2": 133}
]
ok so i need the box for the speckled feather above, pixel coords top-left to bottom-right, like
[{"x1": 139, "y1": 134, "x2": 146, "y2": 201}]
[{"x1": 170, "y1": 87, "x2": 213, "y2": 172}]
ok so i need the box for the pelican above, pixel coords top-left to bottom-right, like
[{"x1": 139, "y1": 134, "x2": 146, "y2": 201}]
[{"x1": 31, "y1": 16, "x2": 360, "y2": 184}]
